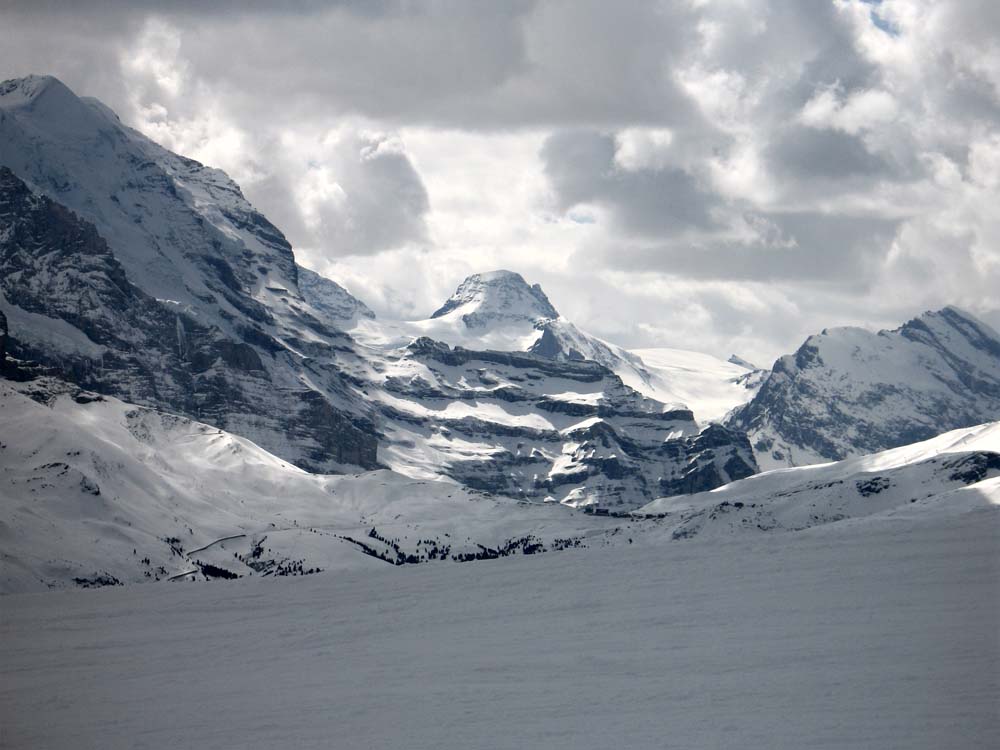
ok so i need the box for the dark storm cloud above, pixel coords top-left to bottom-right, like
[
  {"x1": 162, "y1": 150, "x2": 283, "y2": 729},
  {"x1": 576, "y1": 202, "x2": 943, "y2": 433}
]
[
  {"x1": 584, "y1": 211, "x2": 900, "y2": 286},
  {"x1": 541, "y1": 130, "x2": 721, "y2": 236},
  {"x1": 0, "y1": 0, "x2": 707, "y2": 130},
  {"x1": 767, "y1": 126, "x2": 890, "y2": 180}
]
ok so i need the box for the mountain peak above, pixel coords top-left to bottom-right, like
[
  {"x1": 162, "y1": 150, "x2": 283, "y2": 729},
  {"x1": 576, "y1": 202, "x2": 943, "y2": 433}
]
[
  {"x1": 899, "y1": 305, "x2": 1000, "y2": 358},
  {"x1": 430, "y1": 269, "x2": 559, "y2": 328},
  {"x1": 0, "y1": 74, "x2": 113, "y2": 142},
  {"x1": 0, "y1": 75, "x2": 77, "y2": 111},
  {"x1": 730, "y1": 304, "x2": 1000, "y2": 470}
]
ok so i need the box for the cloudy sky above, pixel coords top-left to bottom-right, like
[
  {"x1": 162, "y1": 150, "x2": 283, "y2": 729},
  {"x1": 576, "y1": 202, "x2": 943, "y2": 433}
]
[{"x1": 3, "y1": 0, "x2": 999, "y2": 364}]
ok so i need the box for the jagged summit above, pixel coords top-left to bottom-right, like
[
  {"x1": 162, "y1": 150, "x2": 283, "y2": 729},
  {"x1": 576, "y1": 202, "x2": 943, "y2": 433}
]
[
  {"x1": 898, "y1": 306, "x2": 1000, "y2": 356},
  {"x1": 0, "y1": 75, "x2": 106, "y2": 136},
  {"x1": 728, "y1": 305, "x2": 1000, "y2": 470},
  {"x1": 430, "y1": 269, "x2": 559, "y2": 328},
  {"x1": 0, "y1": 74, "x2": 64, "y2": 105}
]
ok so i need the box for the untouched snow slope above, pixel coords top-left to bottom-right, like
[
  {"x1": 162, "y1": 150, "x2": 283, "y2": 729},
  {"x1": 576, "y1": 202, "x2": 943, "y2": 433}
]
[
  {"x1": 2, "y1": 505, "x2": 997, "y2": 749},
  {"x1": 631, "y1": 346, "x2": 765, "y2": 423}
]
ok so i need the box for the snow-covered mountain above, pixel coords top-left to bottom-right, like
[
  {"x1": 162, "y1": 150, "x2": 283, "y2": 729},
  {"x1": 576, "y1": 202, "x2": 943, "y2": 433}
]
[
  {"x1": 638, "y1": 420, "x2": 1000, "y2": 540},
  {"x1": 420, "y1": 270, "x2": 766, "y2": 424},
  {"x1": 0, "y1": 75, "x2": 755, "y2": 510},
  {"x1": 3, "y1": 373, "x2": 994, "y2": 593},
  {"x1": 356, "y1": 270, "x2": 653, "y2": 383},
  {"x1": 431, "y1": 269, "x2": 558, "y2": 328},
  {"x1": 0, "y1": 165, "x2": 378, "y2": 472},
  {"x1": 6, "y1": 73, "x2": 997, "y2": 526},
  {"x1": 421, "y1": 270, "x2": 656, "y2": 397},
  {"x1": 354, "y1": 269, "x2": 762, "y2": 425},
  {"x1": 0, "y1": 75, "x2": 299, "y2": 309},
  {"x1": 0, "y1": 75, "x2": 381, "y2": 473},
  {"x1": 728, "y1": 307, "x2": 1000, "y2": 470}
]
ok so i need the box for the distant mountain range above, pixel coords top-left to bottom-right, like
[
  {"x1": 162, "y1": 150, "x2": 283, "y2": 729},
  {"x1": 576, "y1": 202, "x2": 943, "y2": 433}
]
[
  {"x1": 1, "y1": 74, "x2": 999, "y2": 590},
  {"x1": 0, "y1": 75, "x2": 756, "y2": 510}
]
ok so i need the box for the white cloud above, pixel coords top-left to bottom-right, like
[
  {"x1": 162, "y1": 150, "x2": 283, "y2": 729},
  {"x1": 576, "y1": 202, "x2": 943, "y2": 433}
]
[
  {"x1": 0, "y1": 0, "x2": 998, "y2": 361},
  {"x1": 800, "y1": 86, "x2": 898, "y2": 135},
  {"x1": 613, "y1": 128, "x2": 675, "y2": 171}
]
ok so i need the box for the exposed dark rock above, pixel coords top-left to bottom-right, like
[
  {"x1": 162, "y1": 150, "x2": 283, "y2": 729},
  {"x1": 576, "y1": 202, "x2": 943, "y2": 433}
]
[
  {"x1": 657, "y1": 425, "x2": 757, "y2": 496},
  {"x1": 0, "y1": 167, "x2": 378, "y2": 473},
  {"x1": 728, "y1": 308, "x2": 1000, "y2": 468},
  {"x1": 0, "y1": 308, "x2": 6, "y2": 373},
  {"x1": 856, "y1": 476, "x2": 891, "y2": 496},
  {"x1": 944, "y1": 452, "x2": 1000, "y2": 484},
  {"x1": 395, "y1": 341, "x2": 757, "y2": 507}
]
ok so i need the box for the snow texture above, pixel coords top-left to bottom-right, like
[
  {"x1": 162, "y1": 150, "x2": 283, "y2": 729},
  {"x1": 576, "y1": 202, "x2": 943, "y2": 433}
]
[
  {"x1": 2, "y1": 500, "x2": 996, "y2": 749},
  {"x1": 1, "y1": 375, "x2": 996, "y2": 593}
]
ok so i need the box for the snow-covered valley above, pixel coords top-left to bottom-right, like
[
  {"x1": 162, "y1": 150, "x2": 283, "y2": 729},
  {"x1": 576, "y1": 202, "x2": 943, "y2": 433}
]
[
  {"x1": 3, "y1": 374, "x2": 998, "y2": 596},
  {"x1": 2, "y1": 500, "x2": 997, "y2": 750},
  {"x1": 1, "y1": 66, "x2": 999, "y2": 750}
]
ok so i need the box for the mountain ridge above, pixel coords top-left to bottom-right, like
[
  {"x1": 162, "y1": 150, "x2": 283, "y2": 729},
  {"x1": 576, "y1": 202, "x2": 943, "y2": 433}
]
[
  {"x1": 729, "y1": 305, "x2": 1000, "y2": 469},
  {"x1": 0, "y1": 74, "x2": 756, "y2": 509}
]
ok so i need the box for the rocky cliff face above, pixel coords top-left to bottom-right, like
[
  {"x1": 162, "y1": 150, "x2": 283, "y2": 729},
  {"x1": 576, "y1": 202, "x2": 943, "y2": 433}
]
[
  {"x1": 0, "y1": 308, "x2": 7, "y2": 373},
  {"x1": 0, "y1": 168, "x2": 378, "y2": 472},
  {"x1": 369, "y1": 337, "x2": 757, "y2": 508},
  {"x1": 0, "y1": 75, "x2": 760, "y2": 507},
  {"x1": 430, "y1": 269, "x2": 558, "y2": 328},
  {"x1": 728, "y1": 307, "x2": 1000, "y2": 470},
  {"x1": 297, "y1": 265, "x2": 375, "y2": 325}
]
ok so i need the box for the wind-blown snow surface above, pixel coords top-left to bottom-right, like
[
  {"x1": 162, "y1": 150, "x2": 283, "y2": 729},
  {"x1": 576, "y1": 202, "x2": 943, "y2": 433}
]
[{"x1": 2, "y1": 505, "x2": 997, "y2": 749}]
